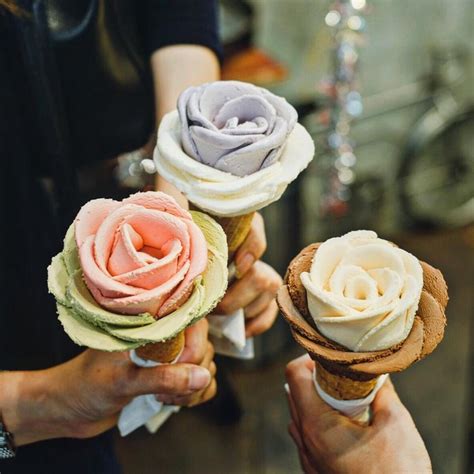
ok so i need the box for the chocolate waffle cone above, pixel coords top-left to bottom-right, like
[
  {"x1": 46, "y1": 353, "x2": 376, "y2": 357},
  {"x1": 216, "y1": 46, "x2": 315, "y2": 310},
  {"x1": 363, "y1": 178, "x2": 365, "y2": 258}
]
[
  {"x1": 277, "y1": 242, "x2": 448, "y2": 401},
  {"x1": 135, "y1": 330, "x2": 185, "y2": 363}
]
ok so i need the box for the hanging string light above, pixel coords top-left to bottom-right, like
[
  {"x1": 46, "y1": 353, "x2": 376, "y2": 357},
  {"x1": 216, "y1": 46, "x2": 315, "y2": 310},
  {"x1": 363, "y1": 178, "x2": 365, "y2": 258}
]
[{"x1": 319, "y1": 0, "x2": 369, "y2": 217}]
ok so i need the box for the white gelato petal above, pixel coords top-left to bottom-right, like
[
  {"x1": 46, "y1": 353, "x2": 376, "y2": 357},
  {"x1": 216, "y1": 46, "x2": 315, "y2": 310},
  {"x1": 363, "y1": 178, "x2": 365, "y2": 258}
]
[
  {"x1": 155, "y1": 111, "x2": 314, "y2": 217},
  {"x1": 301, "y1": 231, "x2": 423, "y2": 351}
]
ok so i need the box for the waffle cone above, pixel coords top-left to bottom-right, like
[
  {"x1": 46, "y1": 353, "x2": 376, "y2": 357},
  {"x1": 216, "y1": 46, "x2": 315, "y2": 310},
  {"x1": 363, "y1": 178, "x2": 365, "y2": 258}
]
[
  {"x1": 215, "y1": 212, "x2": 255, "y2": 261},
  {"x1": 314, "y1": 361, "x2": 379, "y2": 400},
  {"x1": 135, "y1": 330, "x2": 185, "y2": 363}
]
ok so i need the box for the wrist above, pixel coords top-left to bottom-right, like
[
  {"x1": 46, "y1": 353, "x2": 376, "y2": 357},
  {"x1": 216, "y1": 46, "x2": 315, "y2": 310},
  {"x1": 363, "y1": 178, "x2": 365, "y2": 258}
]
[{"x1": 0, "y1": 368, "x2": 62, "y2": 446}]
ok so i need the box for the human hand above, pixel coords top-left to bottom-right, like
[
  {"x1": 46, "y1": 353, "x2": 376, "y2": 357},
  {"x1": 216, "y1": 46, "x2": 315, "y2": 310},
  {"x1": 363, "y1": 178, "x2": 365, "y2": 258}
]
[
  {"x1": 0, "y1": 320, "x2": 215, "y2": 446},
  {"x1": 285, "y1": 355, "x2": 432, "y2": 474},
  {"x1": 214, "y1": 213, "x2": 282, "y2": 337},
  {"x1": 156, "y1": 319, "x2": 217, "y2": 407}
]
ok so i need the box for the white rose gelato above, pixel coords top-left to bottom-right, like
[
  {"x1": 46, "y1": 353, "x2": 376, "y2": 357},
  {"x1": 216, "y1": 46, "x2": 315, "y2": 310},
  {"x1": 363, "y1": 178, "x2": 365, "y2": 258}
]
[
  {"x1": 154, "y1": 81, "x2": 314, "y2": 217},
  {"x1": 300, "y1": 231, "x2": 424, "y2": 351}
]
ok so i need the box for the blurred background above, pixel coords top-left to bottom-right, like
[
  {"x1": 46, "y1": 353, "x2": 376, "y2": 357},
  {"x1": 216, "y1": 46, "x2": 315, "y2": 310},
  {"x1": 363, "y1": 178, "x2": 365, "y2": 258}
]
[{"x1": 113, "y1": 1, "x2": 473, "y2": 472}]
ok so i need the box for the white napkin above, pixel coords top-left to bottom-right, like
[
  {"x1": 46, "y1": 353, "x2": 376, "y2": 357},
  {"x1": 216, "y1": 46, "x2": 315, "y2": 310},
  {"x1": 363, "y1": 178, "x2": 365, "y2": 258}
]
[
  {"x1": 312, "y1": 369, "x2": 388, "y2": 424},
  {"x1": 284, "y1": 371, "x2": 387, "y2": 425},
  {"x1": 208, "y1": 309, "x2": 254, "y2": 359},
  {"x1": 118, "y1": 350, "x2": 181, "y2": 436},
  {"x1": 208, "y1": 262, "x2": 254, "y2": 359}
]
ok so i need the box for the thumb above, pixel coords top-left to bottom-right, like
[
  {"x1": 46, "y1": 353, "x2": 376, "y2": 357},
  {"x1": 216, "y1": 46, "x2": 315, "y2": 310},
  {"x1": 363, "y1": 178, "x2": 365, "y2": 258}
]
[
  {"x1": 286, "y1": 355, "x2": 343, "y2": 423},
  {"x1": 372, "y1": 377, "x2": 410, "y2": 426},
  {"x1": 128, "y1": 363, "x2": 211, "y2": 397}
]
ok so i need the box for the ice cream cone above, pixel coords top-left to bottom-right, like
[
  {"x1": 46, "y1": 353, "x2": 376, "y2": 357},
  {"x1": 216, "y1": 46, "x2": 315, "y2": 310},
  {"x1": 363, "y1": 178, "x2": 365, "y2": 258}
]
[
  {"x1": 278, "y1": 240, "x2": 448, "y2": 404},
  {"x1": 215, "y1": 212, "x2": 255, "y2": 262},
  {"x1": 135, "y1": 330, "x2": 185, "y2": 363}
]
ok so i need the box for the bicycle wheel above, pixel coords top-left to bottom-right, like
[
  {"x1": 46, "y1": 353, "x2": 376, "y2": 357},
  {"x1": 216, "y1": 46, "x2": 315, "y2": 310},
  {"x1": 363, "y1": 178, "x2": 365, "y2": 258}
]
[{"x1": 398, "y1": 105, "x2": 474, "y2": 228}]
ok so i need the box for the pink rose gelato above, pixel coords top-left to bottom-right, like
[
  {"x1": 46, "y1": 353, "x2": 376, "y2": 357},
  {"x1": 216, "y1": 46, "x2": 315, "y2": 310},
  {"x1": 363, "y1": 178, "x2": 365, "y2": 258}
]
[{"x1": 75, "y1": 191, "x2": 208, "y2": 318}]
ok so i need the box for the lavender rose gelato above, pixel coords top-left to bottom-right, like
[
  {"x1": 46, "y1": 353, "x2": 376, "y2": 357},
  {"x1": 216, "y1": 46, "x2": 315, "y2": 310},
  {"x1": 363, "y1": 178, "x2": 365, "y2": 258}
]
[
  {"x1": 155, "y1": 80, "x2": 314, "y2": 217},
  {"x1": 178, "y1": 81, "x2": 298, "y2": 177}
]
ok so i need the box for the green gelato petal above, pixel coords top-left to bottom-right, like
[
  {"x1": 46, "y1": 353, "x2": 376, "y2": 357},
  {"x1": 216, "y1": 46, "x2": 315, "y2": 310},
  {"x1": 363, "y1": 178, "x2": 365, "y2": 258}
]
[
  {"x1": 52, "y1": 209, "x2": 229, "y2": 352},
  {"x1": 57, "y1": 303, "x2": 139, "y2": 351},
  {"x1": 67, "y1": 270, "x2": 155, "y2": 327},
  {"x1": 190, "y1": 211, "x2": 228, "y2": 259},
  {"x1": 63, "y1": 224, "x2": 81, "y2": 274},
  {"x1": 105, "y1": 282, "x2": 204, "y2": 343},
  {"x1": 190, "y1": 211, "x2": 229, "y2": 321},
  {"x1": 47, "y1": 253, "x2": 71, "y2": 307}
]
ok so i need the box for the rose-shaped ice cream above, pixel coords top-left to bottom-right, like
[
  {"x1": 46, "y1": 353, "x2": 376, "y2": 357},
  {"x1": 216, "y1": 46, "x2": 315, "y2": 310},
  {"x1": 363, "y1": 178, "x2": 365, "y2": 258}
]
[
  {"x1": 76, "y1": 192, "x2": 208, "y2": 317},
  {"x1": 178, "y1": 81, "x2": 297, "y2": 176},
  {"x1": 155, "y1": 80, "x2": 314, "y2": 217},
  {"x1": 300, "y1": 231, "x2": 424, "y2": 352},
  {"x1": 47, "y1": 191, "x2": 228, "y2": 351}
]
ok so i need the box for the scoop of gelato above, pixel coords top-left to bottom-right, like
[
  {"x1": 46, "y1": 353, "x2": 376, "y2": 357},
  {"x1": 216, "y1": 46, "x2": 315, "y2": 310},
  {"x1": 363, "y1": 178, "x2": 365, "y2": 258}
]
[
  {"x1": 277, "y1": 240, "x2": 448, "y2": 379},
  {"x1": 47, "y1": 192, "x2": 229, "y2": 351},
  {"x1": 74, "y1": 192, "x2": 209, "y2": 317},
  {"x1": 155, "y1": 81, "x2": 314, "y2": 217},
  {"x1": 178, "y1": 81, "x2": 297, "y2": 177},
  {"x1": 300, "y1": 231, "x2": 424, "y2": 351}
]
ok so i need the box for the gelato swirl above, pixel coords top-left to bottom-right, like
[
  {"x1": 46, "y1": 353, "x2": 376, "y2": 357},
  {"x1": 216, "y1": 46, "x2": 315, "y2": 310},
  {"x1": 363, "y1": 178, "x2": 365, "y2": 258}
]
[
  {"x1": 76, "y1": 192, "x2": 209, "y2": 317},
  {"x1": 47, "y1": 192, "x2": 228, "y2": 351},
  {"x1": 155, "y1": 81, "x2": 314, "y2": 217},
  {"x1": 178, "y1": 81, "x2": 297, "y2": 177},
  {"x1": 300, "y1": 231, "x2": 424, "y2": 351},
  {"x1": 277, "y1": 240, "x2": 448, "y2": 380}
]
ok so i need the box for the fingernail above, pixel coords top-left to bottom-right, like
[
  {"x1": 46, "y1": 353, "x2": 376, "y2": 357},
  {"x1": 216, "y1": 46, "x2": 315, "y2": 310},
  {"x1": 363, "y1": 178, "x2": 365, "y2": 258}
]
[
  {"x1": 189, "y1": 367, "x2": 211, "y2": 390},
  {"x1": 236, "y1": 252, "x2": 255, "y2": 278}
]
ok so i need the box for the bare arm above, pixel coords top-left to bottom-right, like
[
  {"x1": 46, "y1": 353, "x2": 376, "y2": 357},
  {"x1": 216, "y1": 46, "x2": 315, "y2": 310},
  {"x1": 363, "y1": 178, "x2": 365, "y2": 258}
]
[
  {"x1": 151, "y1": 44, "x2": 220, "y2": 204},
  {"x1": 0, "y1": 321, "x2": 214, "y2": 447}
]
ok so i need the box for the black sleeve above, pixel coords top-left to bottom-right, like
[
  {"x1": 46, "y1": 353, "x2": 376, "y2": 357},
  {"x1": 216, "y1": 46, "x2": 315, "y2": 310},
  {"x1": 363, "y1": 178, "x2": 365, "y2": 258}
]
[{"x1": 141, "y1": 0, "x2": 222, "y2": 62}]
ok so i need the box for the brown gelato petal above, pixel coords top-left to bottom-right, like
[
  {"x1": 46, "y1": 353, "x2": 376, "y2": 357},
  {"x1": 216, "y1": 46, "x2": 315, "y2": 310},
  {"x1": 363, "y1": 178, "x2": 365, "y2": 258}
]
[
  {"x1": 285, "y1": 243, "x2": 320, "y2": 319},
  {"x1": 420, "y1": 261, "x2": 449, "y2": 309},
  {"x1": 277, "y1": 242, "x2": 448, "y2": 380},
  {"x1": 348, "y1": 317, "x2": 424, "y2": 375},
  {"x1": 417, "y1": 290, "x2": 447, "y2": 358},
  {"x1": 278, "y1": 286, "x2": 393, "y2": 361}
]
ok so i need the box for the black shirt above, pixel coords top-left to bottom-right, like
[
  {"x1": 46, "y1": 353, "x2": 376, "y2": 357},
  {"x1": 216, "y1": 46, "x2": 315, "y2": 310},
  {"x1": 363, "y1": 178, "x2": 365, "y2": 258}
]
[{"x1": 0, "y1": 1, "x2": 220, "y2": 472}]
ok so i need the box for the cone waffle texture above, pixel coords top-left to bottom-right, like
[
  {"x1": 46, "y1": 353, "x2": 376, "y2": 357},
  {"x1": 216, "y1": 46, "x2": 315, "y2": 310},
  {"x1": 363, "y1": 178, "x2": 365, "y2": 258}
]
[
  {"x1": 277, "y1": 242, "x2": 448, "y2": 399},
  {"x1": 315, "y1": 361, "x2": 378, "y2": 400},
  {"x1": 216, "y1": 212, "x2": 255, "y2": 261},
  {"x1": 135, "y1": 330, "x2": 185, "y2": 363}
]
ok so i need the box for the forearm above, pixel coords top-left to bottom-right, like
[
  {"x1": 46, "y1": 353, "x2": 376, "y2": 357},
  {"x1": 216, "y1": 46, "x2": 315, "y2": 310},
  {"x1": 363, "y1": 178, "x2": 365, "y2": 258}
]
[
  {"x1": 151, "y1": 44, "x2": 220, "y2": 121},
  {"x1": 151, "y1": 44, "x2": 220, "y2": 201},
  {"x1": 0, "y1": 369, "x2": 62, "y2": 446}
]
